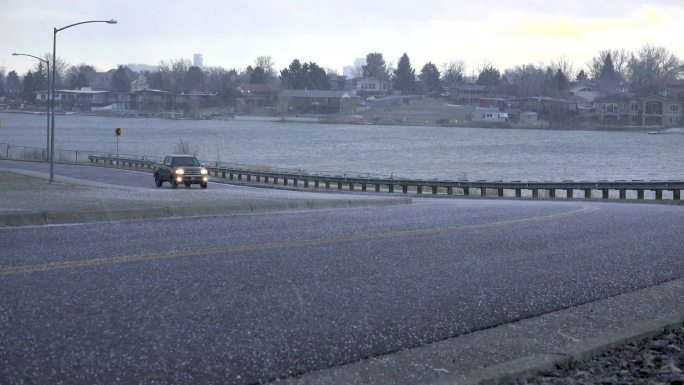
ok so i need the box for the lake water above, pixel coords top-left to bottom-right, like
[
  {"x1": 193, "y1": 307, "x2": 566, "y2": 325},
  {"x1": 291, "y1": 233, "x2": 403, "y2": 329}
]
[{"x1": 1, "y1": 112, "x2": 683, "y2": 181}]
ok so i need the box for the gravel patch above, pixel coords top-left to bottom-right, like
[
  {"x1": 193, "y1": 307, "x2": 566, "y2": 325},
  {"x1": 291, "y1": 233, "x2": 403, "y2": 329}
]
[{"x1": 512, "y1": 325, "x2": 684, "y2": 385}]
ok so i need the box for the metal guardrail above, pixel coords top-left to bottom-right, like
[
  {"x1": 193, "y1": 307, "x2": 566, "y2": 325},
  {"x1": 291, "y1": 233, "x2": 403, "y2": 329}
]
[{"x1": 87, "y1": 154, "x2": 683, "y2": 202}]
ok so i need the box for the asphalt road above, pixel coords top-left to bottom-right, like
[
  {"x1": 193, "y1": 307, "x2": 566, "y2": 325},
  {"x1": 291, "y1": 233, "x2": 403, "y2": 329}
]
[
  {"x1": 0, "y1": 159, "x2": 222, "y2": 189},
  {"x1": 2, "y1": 177, "x2": 684, "y2": 385}
]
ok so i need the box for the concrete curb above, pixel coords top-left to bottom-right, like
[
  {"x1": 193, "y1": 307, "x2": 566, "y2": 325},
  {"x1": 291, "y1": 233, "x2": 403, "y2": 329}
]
[
  {"x1": 0, "y1": 198, "x2": 412, "y2": 227},
  {"x1": 462, "y1": 315, "x2": 684, "y2": 385},
  {"x1": 281, "y1": 276, "x2": 684, "y2": 385}
]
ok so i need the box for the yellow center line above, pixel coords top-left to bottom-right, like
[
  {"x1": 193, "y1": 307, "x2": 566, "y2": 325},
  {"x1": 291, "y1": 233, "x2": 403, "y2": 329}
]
[{"x1": 0, "y1": 207, "x2": 598, "y2": 276}]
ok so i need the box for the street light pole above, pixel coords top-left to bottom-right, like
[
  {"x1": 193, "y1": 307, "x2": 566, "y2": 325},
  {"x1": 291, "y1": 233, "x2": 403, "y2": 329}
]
[
  {"x1": 50, "y1": 19, "x2": 117, "y2": 183},
  {"x1": 11, "y1": 53, "x2": 50, "y2": 161}
]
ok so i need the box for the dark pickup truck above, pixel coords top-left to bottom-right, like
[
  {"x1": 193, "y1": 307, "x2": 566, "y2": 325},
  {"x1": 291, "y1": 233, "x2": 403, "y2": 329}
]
[{"x1": 153, "y1": 155, "x2": 209, "y2": 188}]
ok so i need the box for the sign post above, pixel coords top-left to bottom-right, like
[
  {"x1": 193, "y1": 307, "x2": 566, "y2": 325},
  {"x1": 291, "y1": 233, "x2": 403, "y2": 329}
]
[{"x1": 114, "y1": 128, "x2": 121, "y2": 157}]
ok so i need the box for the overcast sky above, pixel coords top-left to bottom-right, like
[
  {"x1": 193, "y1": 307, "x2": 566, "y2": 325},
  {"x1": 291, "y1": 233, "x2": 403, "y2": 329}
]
[{"x1": 2, "y1": 0, "x2": 684, "y2": 77}]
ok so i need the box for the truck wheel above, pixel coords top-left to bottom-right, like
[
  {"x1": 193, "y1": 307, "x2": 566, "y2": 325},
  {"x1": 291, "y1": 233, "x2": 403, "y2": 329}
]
[
  {"x1": 201, "y1": 181, "x2": 208, "y2": 189},
  {"x1": 171, "y1": 178, "x2": 178, "y2": 189},
  {"x1": 154, "y1": 173, "x2": 162, "y2": 188},
  {"x1": 185, "y1": 182, "x2": 191, "y2": 188}
]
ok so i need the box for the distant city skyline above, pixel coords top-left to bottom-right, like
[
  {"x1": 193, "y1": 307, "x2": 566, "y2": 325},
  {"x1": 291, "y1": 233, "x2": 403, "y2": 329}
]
[{"x1": 2, "y1": 0, "x2": 684, "y2": 77}]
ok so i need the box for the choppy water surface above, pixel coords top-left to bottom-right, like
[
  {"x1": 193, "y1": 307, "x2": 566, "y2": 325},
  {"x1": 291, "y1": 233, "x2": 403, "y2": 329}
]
[{"x1": 1, "y1": 112, "x2": 683, "y2": 181}]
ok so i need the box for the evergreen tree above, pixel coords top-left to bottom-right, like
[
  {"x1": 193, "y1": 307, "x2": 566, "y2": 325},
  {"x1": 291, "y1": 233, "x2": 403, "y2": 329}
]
[
  {"x1": 362, "y1": 52, "x2": 389, "y2": 81},
  {"x1": 393, "y1": 53, "x2": 415, "y2": 95},
  {"x1": 280, "y1": 59, "x2": 329, "y2": 90},
  {"x1": 576, "y1": 69, "x2": 588, "y2": 83},
  {"x1": 6, "y1": 71, "x2": 21, "y2": 96},
  {"x1": 598, "y1": 53, "x2": 619, "y2": 82},
  {"x1": 476, "y1": 64, "x2": 501, "y2": 87},
  {"x1": 420, "y1": 62, "x2": 441, "y2": 94},
  {"x1": 111, "y1": 65, "x2": 132, "y2": 93},
  {"x1": 186, "y1": 66, "x2": 205, "y2": 91},
  {"x1": 21, "y1": 71, "x2": 37, "y2": 102},
  {"x1": 555, "y1": 69, "x2": 569, "y2": 93},
  {"x1": 249, "y1": 66, "x2": 267, "y2": 84}
]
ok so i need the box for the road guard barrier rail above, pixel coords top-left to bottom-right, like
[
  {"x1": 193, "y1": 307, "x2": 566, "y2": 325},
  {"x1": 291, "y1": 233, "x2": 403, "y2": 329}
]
[{"x1": 86, "y1": 154, "x2": 683, "y2": 202}]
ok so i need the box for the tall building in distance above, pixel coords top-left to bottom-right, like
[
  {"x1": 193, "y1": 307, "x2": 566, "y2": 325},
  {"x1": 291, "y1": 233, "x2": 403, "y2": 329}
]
[
  {"x1": 343, "y1": 57, "x2": 367, "y2": 79},
  {"x1": 193, "y1": 53, "x2": 203, "y2": 68}
]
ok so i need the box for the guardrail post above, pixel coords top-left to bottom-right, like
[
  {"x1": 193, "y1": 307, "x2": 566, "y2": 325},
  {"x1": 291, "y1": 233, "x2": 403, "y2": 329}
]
[
  {"x1": 389, "y1": 185, "x2": 394, "y2": 193},
  {"x1": 619, "y1": 189, "x2": 626, "y2": 200},
  {"x1": 655, "y1": 189, "x2": 662, "y2": 200},
  {"x1": 325, "y1": 181, "x2": 330, "y2": 189},
  {"x1": 229, "y1": 173, "x2": 234, "y2": 180},
  {"x1": 673, "y1": 190, "x2": 681, "y2": 200},
  {"x1": 549, "y1": 189, "x2": 556, "y2": 199},
  {"x1": 417, "y1": 186, "x2": 423, "y2": 194},
  {"x1": 637, "y1": 189, "x2": 644, "y2": 200},
  {"x1": 480, "y1": 188, "x2": 486, "y2": 197},
  {"x1": 402, "y1": 185, "x2": 408, "y2": 194},
  {"x1": 348, "y1": 182, "x2": 354, "y2": 191},
  {"x1": 447, "y1": 186, "x2": 453, "y2": 195},
  {"x1": 315, "y1": 180, "x2": 319, "y2": 188},
  {"x1": 603, "y1": 189, "x2": 609, "y2": 199},
  {"x1": 274, "y1": 177, "x2": 279, "y2": 185},
  {"x1": 464, "y1": 187, "x2": 470, "y2": 196},
  {"x1": 566, "y1": 188, "x2": 573, "y2": 199},
  {"x1": 248, "y1": 174, "x2": 253, "y2": 182},
  {"x1": 337, "y1": 181, "x2": 342, "y2": 190},
  {"x1": 497, "y1": 188, "x2": 503, "y2": 197},
  {"x1": 515, "y1": 188, "x2": 522, "y2": 198},
  {"x1": 375, "y1": 184, "x2": 380, "y2": 192},
  {"x1": 432, "y1": 186, "x2": 438, "y2": 195},
  {"x1": 361, "y1": 183, "x2": 367, "y2": 192},
  {"x1": 304, "y1": 180, "x2": 309, "y2": 188},
  {"x1": 283, "y1": 177, "x2": 288, "y2": 186},
  {"x1": 532, "y1": 189, "x2": 538, "y2": 199},
  {"x1": 584, "y1": 189, "x2": 591, "y2": 199},
  {"x1": 263, "y1": 176, "x2": 269, "y2": 183}
]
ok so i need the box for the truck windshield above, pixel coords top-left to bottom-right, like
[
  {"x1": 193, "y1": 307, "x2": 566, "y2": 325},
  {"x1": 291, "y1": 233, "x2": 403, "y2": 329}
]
[{"x1": 171, "y1": 157, "x2": 200, "y2": 166}]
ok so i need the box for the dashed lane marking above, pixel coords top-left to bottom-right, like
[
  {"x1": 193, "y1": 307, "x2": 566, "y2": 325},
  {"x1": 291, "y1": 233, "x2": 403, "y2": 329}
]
[{"x1": 0, "y1": 207, "x2": 598, "y2": 276}]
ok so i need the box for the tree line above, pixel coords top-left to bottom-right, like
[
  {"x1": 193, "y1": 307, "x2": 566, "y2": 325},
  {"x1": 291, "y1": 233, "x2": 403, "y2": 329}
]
[{"x1": 1, "y1": 45, "x2": 682, "y2": 105}]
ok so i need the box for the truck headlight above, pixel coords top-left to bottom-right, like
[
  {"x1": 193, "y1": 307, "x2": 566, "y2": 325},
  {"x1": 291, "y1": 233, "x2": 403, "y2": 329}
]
[
  {"x1": 201, "y1": 168, "x2": 208, "y2": 175},
  {"x1": 175, "y1": 168, "x2": 184, "y2": 175}
]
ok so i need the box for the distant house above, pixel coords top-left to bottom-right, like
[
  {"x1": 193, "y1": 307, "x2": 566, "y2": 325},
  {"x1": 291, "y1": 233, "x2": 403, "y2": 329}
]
[
  {"x1": 239, "y1": 83, "x2": 277, "y2": 108},
  {"x1": 279, "y1": 89, "x2": 358, "y2": 115},
  {"x1": 355, "y1": 77, "x2": 389, "y2": 96},
  {"x1": 642, "y1": 94, "x2": 681, "y2": 127},
  {"x1": 596, "y1": 93, "x2": 683, "y2": 127},
  {"x1": 174, "y1": 92, "x2": 219, "y2": 113},
  {"x1": 131, "y1": 89, "x2": 172, "y2": 111},
  {"x1": 36, "y1": 87, "x2": 111, "y2": 111},
  {"x1": 451, "y1": 84, "x2": 490, "y2": 105},
  {"x1": 567, "y1": 84, "x2": 599, "y2": 109},
  {"x1": 130, "y1": 74, "x2": 148, "y2": 93},
  {"x1": 89, "y1": 70, "x2": 115, "y2": 91},
  {"x1": 596, "y1": 94, "x2": 642, "y2": 125}
]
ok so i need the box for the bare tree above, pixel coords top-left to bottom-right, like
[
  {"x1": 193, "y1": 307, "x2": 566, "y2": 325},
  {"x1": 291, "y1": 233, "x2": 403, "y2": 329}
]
[
  {"x1": 158, "y1": 59, "x2": 191, "y2": 92},
  {"x1": 628, "y1": 44, "x2": 682, "y2": 95},
  {"x1": 441, "y1": 60, "x2": 466, "y2": 87},
  {"x1": 174, "y1": 140, "x2": 199, "y2": 156},
  {"x1": 254, "y1": 56, "x2": 276, "y2": 79},
  {"x1": 587, "y1": 49, "x2": 629, "y2": 81},
  {"x1": 505, "y1": 63, "x2": 546, "y2": 97},
  {"x1": 551, "y1": 55, "x2": 575, "y2": 82},
  {"x1": 44, "y1": 53, "x2": 70, "y2": 88}
]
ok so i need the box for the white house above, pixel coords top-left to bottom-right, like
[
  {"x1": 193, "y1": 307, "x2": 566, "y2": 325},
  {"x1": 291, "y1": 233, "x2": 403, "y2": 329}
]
[{"x1": 356, "y1": 77, "x2": 389, "y2": 95}]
